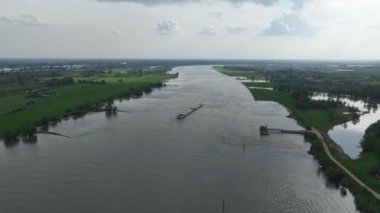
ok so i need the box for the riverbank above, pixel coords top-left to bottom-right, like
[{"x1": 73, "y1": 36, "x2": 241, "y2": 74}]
[
  {"x1": 251, "y1": 88, "x2": 380, "y2": 213},
  {"x1": 0, "y1": 73, "x2": 176, "y2": 140},
  {"x1": 0, "y1": 65, "x2": 360, "y2": 212},
  {"x1": 213, "y1": 66, "x2": 255, "y2": 79},
  {"x1": 250, "y1": 89, "x2": 354, "y2": 130},
  {"x1": 214, "y1": 66, "x2": 380, "y2": 212}
]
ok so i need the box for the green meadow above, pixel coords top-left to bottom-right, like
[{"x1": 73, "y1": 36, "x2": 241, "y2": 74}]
[
  {"x1": 0, "y1": 73, "x2": 173, "y2": 137},
  {"x1": 250, "y1": 89, "x2": 347, "y2": 130},
  {"x1": 214, "y1": 66, "x2": 255, "y2": 79}
]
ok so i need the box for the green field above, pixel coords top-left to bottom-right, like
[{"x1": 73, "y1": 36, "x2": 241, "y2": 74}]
[
  {"x1": 244, "y1": 82, "x2": 276, "y2": 88},
  {"x1": 250, "y1": 89, "x2": 347, "y2": 130},
  {"x1": 251, "y1": 88, "x2": 380, "y2": 212},
  {"x1": 214, "y1": 66, "x2": 255, "y2": 79},
  {"x1": 0, "y1": 95, "x2": 36, "y2": 116},
  {"x1": 215, "y1": 66, "x2": 349, "y2": 130},
  {"x1": 0, "y1": 73, "x2": 173, "y2": 137},
  {"x1": 340, "y1": 153, "x2": 380, "y2": 191}
]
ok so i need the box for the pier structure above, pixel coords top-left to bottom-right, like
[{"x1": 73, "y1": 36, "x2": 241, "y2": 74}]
[{"x1": 260, "y1": 125, "x2": 310, "y2": 135}]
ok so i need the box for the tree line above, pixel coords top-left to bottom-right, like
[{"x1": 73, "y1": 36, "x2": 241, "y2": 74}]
[{"x1": 361, "y1": 120, "x2": 380, "y2": 176}]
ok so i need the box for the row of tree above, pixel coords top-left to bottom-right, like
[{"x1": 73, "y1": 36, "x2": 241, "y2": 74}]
[
  {"x1": 45, "y1": 77, "x2": 74, "y2": 87},
  {"x1": 361, "y1": 120, "x2": 380, "y2": 175},
  {"x1": 289, "y1": 87, "x2": 356, "y2": 111}
]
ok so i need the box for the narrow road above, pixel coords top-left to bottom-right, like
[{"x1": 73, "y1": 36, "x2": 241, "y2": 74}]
[{"x1": 311, "y1": 127, "x2": 380, "y2": 200}]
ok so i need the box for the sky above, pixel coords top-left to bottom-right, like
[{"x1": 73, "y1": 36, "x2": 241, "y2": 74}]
[{"x1": 0, "y1": 0, "x2": 380, "y2": 60}]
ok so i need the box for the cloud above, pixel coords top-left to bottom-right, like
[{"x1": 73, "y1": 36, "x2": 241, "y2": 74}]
[
  {"x1": 230, "y1": 0, "x2": 308, "y2": 8},
  {"x1": 371, "y1": 23, "x2": 380, "y2": 29},
  {"x1": 226, "y1": 24, "x2": 248, "y2": 34},
  {"x1": 200, "y1": 25, "x2": 217, "y2": 36},
  {"x1": 96, "y1": 0, "x2": 305, "y2": 8},
  {"x1": 155, "y1": 19, "x2": 179, "y2": 35},
  {"x1": 209, "y1": 12, "x2": 223, "y2": 18},
  {"x1": 96, "y1": 0, "x2": 198, "y2": 5},
  {"x1": 0, "y1": 14, "x2": 50, "y2": 27},
  {"x1": 112, "y1": 30, "x2": 122, "y2": 36},
  {"x1": 291, "y1": 0, "x2": 305, "y2": 10},
  {"x1": 80, "y1": 37, "x2": 92, "y2": 45},
  {"x1": 229, "y1": 0, "x2": 279, "y2": 7},
  {"x1": 260, "y1": 13, "x2": 315, "y2": 36}
]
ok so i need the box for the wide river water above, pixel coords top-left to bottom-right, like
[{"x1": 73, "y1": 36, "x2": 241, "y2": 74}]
[{"x1": 0, "y1": 66, "x2": 358, "y2": 213}]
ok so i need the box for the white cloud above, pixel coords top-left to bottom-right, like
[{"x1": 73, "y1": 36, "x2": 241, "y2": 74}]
[
  {"x1": 155, "y1": 19, "x2": 179, "y2": 35},
  {"x1": 80, "y1": 37, "x2": 92, "y2": 45},
  {"x1": 209, "y1": 11, "x2": 223, "y2": 18},
  {"x1": 261, "y1": 13, "x2": 315, "y2": 36},
  {"x1": 226, "y1": 24, "x2": 248, "y2": 34},
  {"x1": 200, "y1": 25, "x2": 217, "y2": 36},
  {"x1": 96, "y1": 0, "x2": 308, "y2": 10},
  {"x1": 0, "y1": 0, "x2": 379, "y2": 59},
  {"x1": 112, "y1": 30, "x2": 122, "y2": 36},
  {"x1": 372, "y1": 24, "x2": 380, "y2": 29},
  {"x1": 0, "y1": 14, "x2": 50, "y2": 27}
]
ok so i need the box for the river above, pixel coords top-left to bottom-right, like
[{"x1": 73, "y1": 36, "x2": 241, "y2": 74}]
[{"x1": 0, "y1": 66, "x2": 358, "y2": 213}]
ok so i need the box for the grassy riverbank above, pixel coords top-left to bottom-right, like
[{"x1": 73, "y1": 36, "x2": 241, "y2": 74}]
[
  {"x1": 214, "y1": 66, "x2": 255, "y2": 79},
  {"x1": 308, "y1": 134, "x2": 380, "y2": 212},
  {"x1": 250, "y1": 89, "x2": 349, "y2": 130},
  {"x1": 0, "y1": 73, "x2": 174, "y2": 138},
  {"x1": 215, "y1": 66, "x2": 380, "y2": 212},
  {"x1": 251, "y1": 89, "x2": 380, "y2": 212},
  {"x1": 342, "y1": 121, "x2": 380, "y2": 199}
]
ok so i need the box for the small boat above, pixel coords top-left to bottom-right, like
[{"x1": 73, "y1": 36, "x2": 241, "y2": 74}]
[
  {"x1": 176, "y1": 113, "x2": 186, "y2": 119},
  {"x1": 191, "y1": 104, "x2": 203, "y2": 110},
  {"x1": 176, "y1": 104, "x2": 203, "y2": 120}
]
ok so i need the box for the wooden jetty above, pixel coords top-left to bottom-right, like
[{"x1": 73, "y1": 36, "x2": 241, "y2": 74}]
[
  {"x1": 260, "y1": 125, "x2": 310, "y2": 135},
  {"x1": 176, "y1": 104, "x2": 203, "y2": 120}
]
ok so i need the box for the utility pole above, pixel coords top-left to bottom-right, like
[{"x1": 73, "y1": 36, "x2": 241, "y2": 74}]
[{"x1": 222, "y1": 199, "x2": 225, "y2": 213}]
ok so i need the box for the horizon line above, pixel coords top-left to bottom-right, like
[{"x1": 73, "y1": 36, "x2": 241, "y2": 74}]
[{"x1": 1, "y1": 57, "x2": 380, "y2": 62}]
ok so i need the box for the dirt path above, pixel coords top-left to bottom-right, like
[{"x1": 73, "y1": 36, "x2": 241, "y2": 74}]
[{"x1": 311, "y1": 127, "x2": 380, "y2": 200}]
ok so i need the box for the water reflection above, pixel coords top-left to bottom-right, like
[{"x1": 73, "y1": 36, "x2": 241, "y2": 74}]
[
  {"x1": 105, "y1": 111, "x2": 117, "y2": 119},
  {"x1": 3, "y1": 135, "x2": 38, "y2": 148},
  {"x1": 3, "y1": 138, "x2": 20, "y2": 148},
  {"x1": 311, "y1": 92, "x2": 380, "y2": 158},
  {"x1": 72, "y1": 113, "x2": 86, "y2": 120},
  {"x1": 21, "y1": 135, "x2": 37, "y2": 144},
  {"x1": 311, "y1": 92, "x2": 377, "y2": 112},
  {"x1": 325, "y1": 180, "x2": 340, "y2": 190}
]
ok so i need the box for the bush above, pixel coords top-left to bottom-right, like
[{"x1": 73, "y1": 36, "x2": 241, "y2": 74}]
[
  {"x1": 19, "y1": 125, "x2": 36, "y2": 137},
  {"x1": 326, "y1": 167, "x2": 345, "y2": 183}
]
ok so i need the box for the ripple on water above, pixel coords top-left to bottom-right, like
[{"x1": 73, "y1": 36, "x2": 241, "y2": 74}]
[{"x1": 0, "y1": 66, "x2": 358, "y2": 213}]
